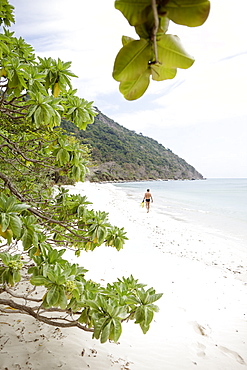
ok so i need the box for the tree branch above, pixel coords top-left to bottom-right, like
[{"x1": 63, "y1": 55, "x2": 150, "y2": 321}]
[
  {"x1": 0, "y1": 133, "x2": 54, "y2": 165},
  {"x1": 4, "y1": 284, "x2": 43, "y2": 303},
  {"x1": 0, "y1": 297, "x2": 94, "y2": 332}
]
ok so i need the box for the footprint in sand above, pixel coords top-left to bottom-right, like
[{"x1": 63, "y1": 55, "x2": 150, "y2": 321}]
[
  {"x1": 217, "y1": 345, "x2": 246, "y2": 365},
  {"x1": 189, "y1": 321, "x2": 211, "y2": 337},
  {"x1": 196, "y1": 342, "x2": 206, "y2": 358}
]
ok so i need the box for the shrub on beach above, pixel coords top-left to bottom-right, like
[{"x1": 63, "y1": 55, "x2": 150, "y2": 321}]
[{"x1": 0, "y1": 0, "x2": 163, "y2": 343}]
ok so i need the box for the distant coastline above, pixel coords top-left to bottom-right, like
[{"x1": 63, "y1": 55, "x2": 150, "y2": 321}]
[{"x1": 62, "y1": 108, "x2": 203, "y2": 183}]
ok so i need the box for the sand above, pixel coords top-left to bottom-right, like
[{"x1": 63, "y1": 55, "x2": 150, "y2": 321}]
[{"x1": 0, "y1": 181, "x2": 246, "y2": 370}]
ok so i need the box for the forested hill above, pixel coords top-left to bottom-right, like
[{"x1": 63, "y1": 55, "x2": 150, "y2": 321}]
[{"x1": 62, "y1": 108, "x2": 203, "y2": 182}]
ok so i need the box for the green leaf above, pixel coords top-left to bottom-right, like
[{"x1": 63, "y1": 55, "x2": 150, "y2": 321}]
[
  {"x1": 9, "y1": 215, "x2": 22, "y2": 237},
  {"x1": 147, "y1": 293, "x2": 163, "y2": 304},
  {"x1": 115, "y1": 0, "x2": 151, "y2": 26},
  {"x1": 57, "y1": 274, "x2": 66, "y2": 285},
  {"x1": 119, "y1": 68, "x2": 150, "y2": 100},
  {"x1": 86, "y1": 300, "x2": 100, "y2": 310},
  {"x1": 56, "y1": 148, "x2": 70, "y2": 166},
  {"x1": 13, "y1": 270, "x2": 21, "y2": 284},
  {"x1": 78, "y1": 308, "x2": 90, "y2": 325},
  {"x1": 30, "y1": 275, "x2": 49, "y2": 286},
  {"x1": 47, "y1": 269, "x2": 57, "y2": 284},
  {"x1": 1, "y1": 213, "x2": 10, "y2": 232},
  {"x1": 0, "y1": 252, "x2": 10, "y2": 266},
  {"x1": 100, "y1": 321, "x2": 111, "y2": 343},
  {"x1": 6, "y1": 229, "x2": 13, "y2": 245},
  {"x1": 140, "y1": 321, "x2": 150, "y2": 334},
  {"x1": 122, "y1": 35, "x2": 135, "y2": 46},
  {"x1": 22, "y1": 230, "x2": 34, "y2": 250},
  {"x1": 5, "y1": 196, "x2": 16, "y2": 212},
  {"x1": 57, "y1": 286, "x2": 68, "y2": 309},
  {"x1": 93, "y1": 318, "x2": 107, "y2": 340},
  {"x1": 135, "y1": 306, "x2": 145, "y2": 323},
  {"x1": 165, "y1": 0, "x2": 210, "y2": 27},
  {"x1": 157, "y1": 34, "x2": 195, "y2": 69},
  {"x1": 12, "y1": 254, "x2": 21, "y2": 261},
  {"x1": 109, "y1": 318, "x2": 122, "y2": 342},
  {"x1": 7, "y1": 270, "x2": 15, "y2": 286},
  {"x1": 71, "y1": 165, "x2": 81, "y2": 181},
  {"x1": 0, "y1": 194, "x2": 7, "y2": 210},
  {"x1": 113, "y1": 39, "x2": 151, "y2": 82},
  {"x1": 48, "y1": 249, "x2": 59, "y2": 264},
  {"x1": 32, "y1": 231, "x2": 39, "y2": 247},
  {"x1": 158, "y1": 16, "x2": 170, "y2": 34},
  {"x1": 12, "y1": 203, "x2": 30, "y2": 213},
  {"x1": 134, "y1": 9, "x2": 169, "y2": 39},
  {"x1": 0, "y1": 269, "x2": 10, "y2": 284},
  {"x1": 151, "y1": 63, "x2": 177, "y2": 81},
  {"x1": 144, "y1": 306, "x2": 154, "y2": 325},
  {"x1": 47, "y1": 285, "x2": 60, "y2": 306},
  {"x1": 57, "y1": 249, "x2": 66, "y2": 258}
]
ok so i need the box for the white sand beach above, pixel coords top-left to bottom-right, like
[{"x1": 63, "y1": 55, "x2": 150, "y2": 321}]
[{"x1": 1, "y1": 181, "x2": 246, "y2": 370}]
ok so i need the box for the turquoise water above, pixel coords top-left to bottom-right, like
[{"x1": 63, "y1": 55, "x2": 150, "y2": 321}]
[{"x1": 114, "y1": 179, "x2": 247, "y2": 241}]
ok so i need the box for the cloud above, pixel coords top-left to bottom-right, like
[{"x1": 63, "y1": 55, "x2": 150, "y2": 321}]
[{"x1": 110, "y1": 51, "x2": 247, "y2": 133}]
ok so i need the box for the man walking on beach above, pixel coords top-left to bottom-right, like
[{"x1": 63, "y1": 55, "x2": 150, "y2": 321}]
[{"x1": 143, "y1": 189, "x2": 153, "y2": 213}]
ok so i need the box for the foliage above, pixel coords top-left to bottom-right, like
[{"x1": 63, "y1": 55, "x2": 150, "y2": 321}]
[
  {"x1": 0, "y1": 1, "x2": 162, "y2": 342},
  {"x1": 113, "y1": 0, "x2": 210, "y2": 100},
  {"x1": 62, "y1": 109, "x2": 203, "y2": 181}
]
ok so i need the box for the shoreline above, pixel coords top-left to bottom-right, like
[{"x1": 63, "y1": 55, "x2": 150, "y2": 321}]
[
  {"x1": 1, "y1": 181, "x2": 246, "y2": 369},
  {"x1": 76, "y1": 181, "x2": 247, "y2": 282},
  {"x1": 90, "y1": 177, "x2": 206, "y2": 184}
]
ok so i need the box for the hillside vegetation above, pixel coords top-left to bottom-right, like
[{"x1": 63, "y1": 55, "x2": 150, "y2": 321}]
[{"x1": 62, "y1": 108, "x2": 203, "y2": 182}]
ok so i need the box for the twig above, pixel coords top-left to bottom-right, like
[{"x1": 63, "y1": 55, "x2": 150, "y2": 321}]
[
  {"x1": 0, "y1": 133, "x2": 54, "y2": 165},
  {"x1": 4, "y1": 284, "x2": 42, "y2": 303},
  {"x1": 151, "y1": 0, "x2": 160, "y2": 64}
]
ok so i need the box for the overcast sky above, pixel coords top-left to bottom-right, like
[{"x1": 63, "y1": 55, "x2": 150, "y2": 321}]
[{"x1": 9, "y1": 0, "x2": 247, "y2": 178}]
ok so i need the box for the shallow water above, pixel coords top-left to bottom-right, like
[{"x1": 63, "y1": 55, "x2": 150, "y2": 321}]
[{"x1": 114, "y1": 178, "x2": 247, "y2": 242}]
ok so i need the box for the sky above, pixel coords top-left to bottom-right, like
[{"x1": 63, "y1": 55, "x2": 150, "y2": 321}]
[{"x1": 8, "y1": 0, "x2": 247, "y2": 178}]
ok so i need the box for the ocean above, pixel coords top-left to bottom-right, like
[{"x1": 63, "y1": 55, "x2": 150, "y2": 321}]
[{"x1": 114, "y1": 178, "x2": 247, "y2": 242}]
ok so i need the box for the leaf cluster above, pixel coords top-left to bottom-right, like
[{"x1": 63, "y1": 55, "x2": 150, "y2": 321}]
[
  {"x1": 0, "y1": 188, "x2": 128, "y2": 252},
  {"x1": 0, "y1": 252, "x2": 22, "y2": 286},
  {"x1": 0, "y1": 244, "x2": 163, "y2": 343},
  {"x1": 29, "y1": 254, "x2": 163, "y2": 343},
  {"x1": 0, "y1": 28, "x2": 97, "y2": 127},
  {"x1": 0, "y1": 12, "x2": 97, "y2": 190},
  {"x1": 113, "y1": 0, "x2": 210, "y2": 100},
  {"x1": 0, "y1": 0, "x2": 14, "y2": 27}
]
